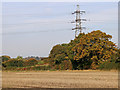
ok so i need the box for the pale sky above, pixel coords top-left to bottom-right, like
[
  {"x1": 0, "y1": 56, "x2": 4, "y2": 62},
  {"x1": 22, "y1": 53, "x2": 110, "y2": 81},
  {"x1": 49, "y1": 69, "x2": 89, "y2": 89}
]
[{"x1": 2, "y1": 2, "x2": 118, "y2": 58}]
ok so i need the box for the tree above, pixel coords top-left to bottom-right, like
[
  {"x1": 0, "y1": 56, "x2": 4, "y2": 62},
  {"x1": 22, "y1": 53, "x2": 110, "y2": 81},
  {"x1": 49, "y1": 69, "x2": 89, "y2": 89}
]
[
  {"x1": 49, "y1": 44, "x2": 67, "y2": 59},
  {"x1": 49, "y1": 30, "x2": 118, "y2": 70},
  {"x1": 72, "y1": 30, "x2": 118, "y2": 69},
  {"x1": 49, "y1": 44, "x2": 73, "y2": 69}
]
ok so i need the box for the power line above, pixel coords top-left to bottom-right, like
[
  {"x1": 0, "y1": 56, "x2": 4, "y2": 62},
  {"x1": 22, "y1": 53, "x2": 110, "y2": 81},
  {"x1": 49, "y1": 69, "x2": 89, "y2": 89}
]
[
  {"x1": 3, "y1": 21, "x2": 72, "y2": 26},
  {"x1": 3, "y1": 19, "x2": 116, "y2": 26},
  {"x1": 1, "y1": 29, "x2": 73, "y2": 36}
]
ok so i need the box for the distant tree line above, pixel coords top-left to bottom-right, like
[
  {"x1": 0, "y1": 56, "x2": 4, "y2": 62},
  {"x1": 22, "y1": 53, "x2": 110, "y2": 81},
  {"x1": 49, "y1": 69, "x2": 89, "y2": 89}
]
[
  {"x1": 1, "y1": 55, "x2": 50, "y2": 70},
  {"x1": 2, "y1": 56, "x2": 38, "y2": 68}
]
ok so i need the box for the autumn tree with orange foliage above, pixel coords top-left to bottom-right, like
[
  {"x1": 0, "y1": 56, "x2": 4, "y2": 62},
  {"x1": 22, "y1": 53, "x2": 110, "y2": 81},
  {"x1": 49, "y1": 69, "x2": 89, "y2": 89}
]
[
  {"x1": 49, "y1": 30, "x2": 119, "y2": 70},
  {"x1": 72, "y1": 30, "x2": 118, "y2": 69}
]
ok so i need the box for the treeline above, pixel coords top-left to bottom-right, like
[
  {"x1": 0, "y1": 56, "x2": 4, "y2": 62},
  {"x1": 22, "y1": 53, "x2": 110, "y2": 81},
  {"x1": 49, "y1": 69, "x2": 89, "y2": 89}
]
[
  {"x1": 48, "y1": 30, "x2": 120, "y2": 70},
  {"x1": 2, "y1": 56, "x2": 36, "y2": 69},
  {"x1": 1, "y1": 30, "x2": 120, "y2": 71},
  {"x1": 1, "y1": 56, "x2": 50, "y2": 70}
]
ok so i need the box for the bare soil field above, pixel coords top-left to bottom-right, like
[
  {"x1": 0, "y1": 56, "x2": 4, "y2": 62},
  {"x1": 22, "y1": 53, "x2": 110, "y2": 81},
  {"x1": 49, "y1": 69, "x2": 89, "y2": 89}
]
[{"x1": 2, "y1": 70, "x2": 118, "y2": 88}]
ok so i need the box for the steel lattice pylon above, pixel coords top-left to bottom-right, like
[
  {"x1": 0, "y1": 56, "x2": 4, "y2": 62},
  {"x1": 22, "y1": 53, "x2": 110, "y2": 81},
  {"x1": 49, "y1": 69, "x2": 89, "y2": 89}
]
[{"x1": 71, "y1": 5, "x2": 86, "y2": 38}]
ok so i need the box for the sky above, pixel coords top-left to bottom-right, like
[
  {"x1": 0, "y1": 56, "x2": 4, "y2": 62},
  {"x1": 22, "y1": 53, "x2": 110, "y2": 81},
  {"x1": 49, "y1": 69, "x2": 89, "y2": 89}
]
[{"x1": 2, "y1": 2, "x2": 118, "y2": 58}]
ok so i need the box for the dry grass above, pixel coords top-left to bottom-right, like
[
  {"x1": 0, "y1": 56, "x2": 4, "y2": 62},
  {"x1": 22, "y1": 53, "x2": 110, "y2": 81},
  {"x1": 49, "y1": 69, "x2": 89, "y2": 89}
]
[{"x1": 2, "y1": 70, "x2": 118, "y2": 88}]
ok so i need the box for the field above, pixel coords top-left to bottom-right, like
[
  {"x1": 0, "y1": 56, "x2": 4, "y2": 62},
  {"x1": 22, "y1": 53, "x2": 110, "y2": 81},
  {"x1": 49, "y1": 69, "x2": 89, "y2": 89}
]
[{"x1": 2, "y1": 70, "x2": 118, "y2": 88}]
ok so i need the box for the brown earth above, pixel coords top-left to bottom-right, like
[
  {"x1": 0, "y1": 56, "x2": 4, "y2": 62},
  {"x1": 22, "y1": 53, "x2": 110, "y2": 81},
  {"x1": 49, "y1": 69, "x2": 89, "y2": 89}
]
[{"x1": 2, "y1": 70, "x2": 118, "y2": 88}]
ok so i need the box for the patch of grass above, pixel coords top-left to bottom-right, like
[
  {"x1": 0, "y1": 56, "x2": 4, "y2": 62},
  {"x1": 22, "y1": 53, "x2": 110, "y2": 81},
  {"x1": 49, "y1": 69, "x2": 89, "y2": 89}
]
[{"x1": 38, "y1": 61, "x2": 44, "y2": 65}]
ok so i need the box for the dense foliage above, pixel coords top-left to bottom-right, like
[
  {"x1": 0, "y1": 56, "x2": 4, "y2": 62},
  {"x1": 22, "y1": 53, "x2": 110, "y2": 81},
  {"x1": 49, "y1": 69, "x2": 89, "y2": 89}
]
[
  {"x1": 49, "y1": 30, "x2": 120, "y2": 70},
  {"x1": 2, "y1": 59, "x2": 24, "y2": 67},
  {"x1": 2, "y1": 56, "x2": 50, "y2": 71},
  {"x1": 24, "y1": 58, "x2": 38, "y2": 66},
  {"x1": 2, "y1": 55, "x2": 11, "y2": 62}
]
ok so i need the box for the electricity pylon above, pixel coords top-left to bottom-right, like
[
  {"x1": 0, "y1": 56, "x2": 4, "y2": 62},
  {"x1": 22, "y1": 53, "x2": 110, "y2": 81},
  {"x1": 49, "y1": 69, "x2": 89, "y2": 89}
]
[{"x1": 71, "y1": 5, "x2": 86, "y2": 38}]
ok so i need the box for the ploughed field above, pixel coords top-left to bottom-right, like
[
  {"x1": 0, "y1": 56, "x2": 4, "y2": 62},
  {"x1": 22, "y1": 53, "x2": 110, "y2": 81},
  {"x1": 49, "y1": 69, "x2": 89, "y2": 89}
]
[{"x1": 2, "y1": 70, "x2": 118, "y2": 88}]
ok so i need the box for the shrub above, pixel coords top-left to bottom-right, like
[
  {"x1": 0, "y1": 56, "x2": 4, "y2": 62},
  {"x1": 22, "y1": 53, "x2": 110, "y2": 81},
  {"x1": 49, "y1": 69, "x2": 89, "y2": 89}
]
[
  {"x1": 3, "y1": 59, "x2": 24, "y2": 67},
  {"x1": 25, "y1": 58, "x2": 38, "y2": 66},
  {"x1": 2, "y1": 55, "x2": 11, "y2": 62}
]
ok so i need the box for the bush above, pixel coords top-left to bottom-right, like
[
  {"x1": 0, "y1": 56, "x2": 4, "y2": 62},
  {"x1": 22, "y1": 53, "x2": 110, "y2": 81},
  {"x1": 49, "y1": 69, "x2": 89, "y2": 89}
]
[
  {"x1": 3, "y1": 59, "x2": 24, "y2": 67},
  {"x1": 25, "y1": 58, "x2": 38, "y2": 66},
  {"x1": 2, "y1": 55, "x2": 11, "y2": 62}
]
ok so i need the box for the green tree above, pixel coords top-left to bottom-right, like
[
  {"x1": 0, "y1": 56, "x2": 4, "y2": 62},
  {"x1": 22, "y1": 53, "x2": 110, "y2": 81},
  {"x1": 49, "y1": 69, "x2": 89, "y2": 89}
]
[
  {"x1": 49, "y1": 44, "x2": 73, "y2": 69},
  {"x1": 49, "y1": 44, "x2": 67, "y2": 59}
]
